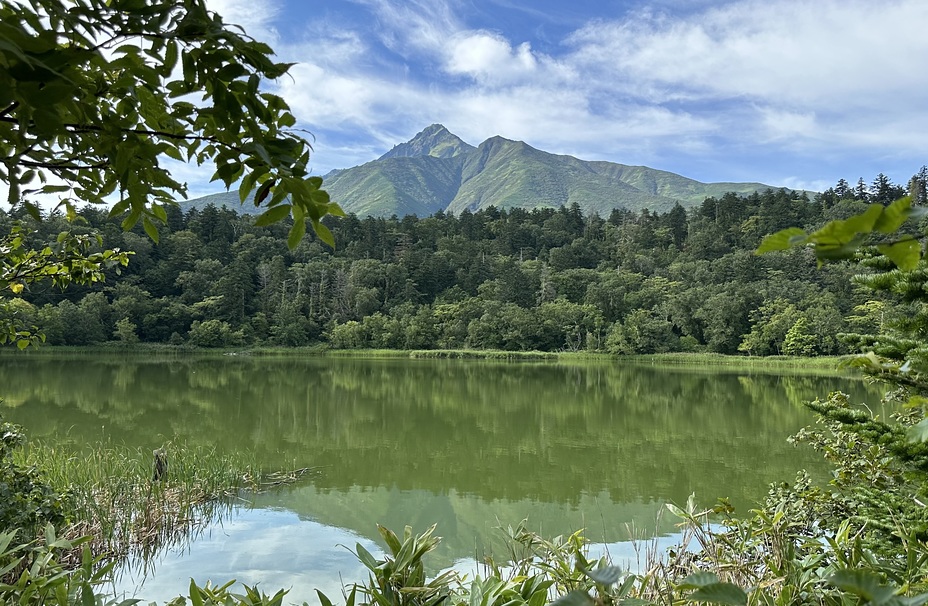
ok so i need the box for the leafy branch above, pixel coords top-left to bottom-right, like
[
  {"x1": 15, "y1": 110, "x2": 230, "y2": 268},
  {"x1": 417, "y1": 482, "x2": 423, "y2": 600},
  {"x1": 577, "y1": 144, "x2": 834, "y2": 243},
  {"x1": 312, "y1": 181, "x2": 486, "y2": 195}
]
[
  {"x1": 758, "y1": 196, "x2": 926, "y2": 270},
  {"x1": 0, "y1": 0, "x2": 342, "y2": 249}
]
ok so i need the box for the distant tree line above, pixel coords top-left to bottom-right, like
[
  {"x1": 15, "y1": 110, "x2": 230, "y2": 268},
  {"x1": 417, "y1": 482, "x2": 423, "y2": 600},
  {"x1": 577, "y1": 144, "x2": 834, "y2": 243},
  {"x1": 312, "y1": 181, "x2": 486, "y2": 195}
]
[{"x1": 2, "y1": 169, "x2": 925, "y2": 355}]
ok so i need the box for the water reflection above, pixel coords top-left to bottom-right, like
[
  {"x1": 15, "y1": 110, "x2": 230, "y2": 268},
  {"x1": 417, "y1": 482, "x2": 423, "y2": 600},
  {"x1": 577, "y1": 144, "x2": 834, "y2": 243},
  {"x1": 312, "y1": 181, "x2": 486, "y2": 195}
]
[
  {"x1": 0, "y1": 353, "x2": 886, "y2": 600},
  {"x1": 1, "y1": 355, "x2": 880, "y2": 504},
  {"x1": 112, "y1": 507, "x2": 379, "y2": 603}
]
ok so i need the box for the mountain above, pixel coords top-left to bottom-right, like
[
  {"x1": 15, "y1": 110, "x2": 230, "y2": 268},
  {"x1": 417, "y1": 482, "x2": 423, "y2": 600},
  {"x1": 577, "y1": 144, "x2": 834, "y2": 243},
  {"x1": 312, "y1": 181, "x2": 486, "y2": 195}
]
[
  {"x1": 179, "y1": 125, "x2": 789, "y2": 217},
  {"x1": 378, "y1": 122, "x2": 475, "y2": 160}
]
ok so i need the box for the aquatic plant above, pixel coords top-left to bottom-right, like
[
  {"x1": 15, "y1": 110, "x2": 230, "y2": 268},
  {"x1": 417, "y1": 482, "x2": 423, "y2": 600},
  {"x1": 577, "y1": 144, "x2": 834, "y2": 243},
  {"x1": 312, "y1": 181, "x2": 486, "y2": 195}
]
[{"x1": 15, "y1": 438, "x2": 318, "y2": 567}]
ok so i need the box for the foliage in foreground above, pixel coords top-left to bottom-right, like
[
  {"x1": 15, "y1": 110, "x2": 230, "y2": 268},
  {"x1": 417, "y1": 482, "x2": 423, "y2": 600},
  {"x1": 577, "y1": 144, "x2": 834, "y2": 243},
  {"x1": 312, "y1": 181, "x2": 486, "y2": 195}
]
[
  {"x1": 0, "y1": 524, "x2": 293, "y2": 606},
  {"x1": 0, "y1": 420, "x2": 318, "y2": 603},
  {"x1": 1, "y1": 0, "x2": 339, "y2": 243},
  {"x1": 20, "y1": 439, "x2": 268, "y2": 564},
  {"x1": 0, "y1": 415, "x2": 68, "y2": 541},
  {"x1": 1, "y1": 0, "x2": 339, "y2": 352},
  {"x1": 315, "y1": 513, "x2": 928, "y2": 606}
]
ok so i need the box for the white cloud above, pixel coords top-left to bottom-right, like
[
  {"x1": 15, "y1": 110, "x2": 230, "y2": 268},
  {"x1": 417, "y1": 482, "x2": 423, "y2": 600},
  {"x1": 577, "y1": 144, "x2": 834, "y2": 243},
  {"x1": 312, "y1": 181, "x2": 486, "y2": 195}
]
[
  {"x1": 757, "y1": 107, "x2": 820, "y2": 144},
  {"x1": 205, "y1": 0, "x2": 281, "y2": 45},
  {"x1": 445, "y1": 34, "x2": 538, "y2": 84},
  {"x1": 778, "y1": 176, "x2": 833, "y2": 193},
  {"x1": 8, "y1": 0, "x2": 925, "y2": 205},
  {"x1": 568, "y1": 0, "x2": 928, "y2": 104},
  {"x1": 565, "y1": 0, "x2": 928, "y2": 156},
  {"x1": 352, "y1": 0, "x2": 461, "y2": 56},
  {"x1": 233, "y1": 0, "x2": 928, "y2": 188}
]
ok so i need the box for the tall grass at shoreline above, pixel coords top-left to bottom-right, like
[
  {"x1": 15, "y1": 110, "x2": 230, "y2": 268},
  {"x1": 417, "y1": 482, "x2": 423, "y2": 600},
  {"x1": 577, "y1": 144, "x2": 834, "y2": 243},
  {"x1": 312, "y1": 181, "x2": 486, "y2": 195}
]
[
  {"x1": 626, "y1": 352, "x2": 852, "y2": 371},
  {"x1": 0, "y1": 343, "x2": 855, "y2": 374},
  {"x1": 14, "y1": 439, "x2": 315, "y2": 568}
]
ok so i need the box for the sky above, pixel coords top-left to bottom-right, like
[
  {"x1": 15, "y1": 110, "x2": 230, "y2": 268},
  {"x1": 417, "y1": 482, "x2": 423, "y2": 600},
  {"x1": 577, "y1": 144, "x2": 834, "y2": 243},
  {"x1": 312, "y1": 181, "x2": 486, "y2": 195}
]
[
  {"x1": 184, "y1": 0, "x2": 928, "y2": 198},
  {"x1": 5, "y1": 0, "x2": 927, "y2": 209}
]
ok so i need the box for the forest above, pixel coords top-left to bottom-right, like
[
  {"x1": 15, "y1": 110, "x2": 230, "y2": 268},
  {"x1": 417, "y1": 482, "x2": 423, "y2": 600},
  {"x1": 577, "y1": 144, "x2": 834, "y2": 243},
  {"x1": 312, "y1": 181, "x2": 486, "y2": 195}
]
[{"x1": 3, "y1": 170, "x2": 924, "y2": 356}]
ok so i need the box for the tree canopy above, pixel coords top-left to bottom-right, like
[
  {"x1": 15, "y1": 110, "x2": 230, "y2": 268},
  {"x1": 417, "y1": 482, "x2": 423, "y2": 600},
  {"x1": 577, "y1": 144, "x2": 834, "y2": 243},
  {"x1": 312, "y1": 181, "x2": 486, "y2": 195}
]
[{"x1": 0, "y1": 0, "x2": 339, "y2": 247}]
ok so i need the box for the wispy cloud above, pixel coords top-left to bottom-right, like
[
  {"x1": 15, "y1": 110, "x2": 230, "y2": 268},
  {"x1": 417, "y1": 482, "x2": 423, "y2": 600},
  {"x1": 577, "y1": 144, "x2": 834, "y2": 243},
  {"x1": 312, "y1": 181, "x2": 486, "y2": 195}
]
[
  {"x1": 9, "y1": 0, "x2": 926, "y2": 210},
  {"x1": 223, "y1": 0, "x2": 928, "y2": 186},
  {"x1": 205, "y1": 0, "x2": 282, "y2": 44},
  {"x1": 565, "y1": 0, "x2": 928, "y2": 151}
]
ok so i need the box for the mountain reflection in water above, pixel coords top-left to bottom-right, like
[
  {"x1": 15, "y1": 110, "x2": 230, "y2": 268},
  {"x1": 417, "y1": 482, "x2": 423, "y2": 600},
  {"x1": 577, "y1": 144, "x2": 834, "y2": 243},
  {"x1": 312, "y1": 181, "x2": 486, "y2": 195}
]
[{"x1": 0, "y1": 354, "x2": 885, "y2": 603}]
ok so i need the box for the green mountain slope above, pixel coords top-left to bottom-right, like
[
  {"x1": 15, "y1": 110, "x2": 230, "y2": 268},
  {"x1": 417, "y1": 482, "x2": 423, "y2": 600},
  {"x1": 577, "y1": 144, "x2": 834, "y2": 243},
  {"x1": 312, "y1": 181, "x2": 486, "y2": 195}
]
[
  {"x1": 325, "y1": 155, "x2": 465, "y2": 218},
  {"x1": 449, "y1": 136, "x2": 669, "y2": 215},
  {"x1": 180, "y1": 124, "x2": 794, "y2": 217},
  {"x1": 379, "y1": 122, "x2": 475, "y2": 160}
]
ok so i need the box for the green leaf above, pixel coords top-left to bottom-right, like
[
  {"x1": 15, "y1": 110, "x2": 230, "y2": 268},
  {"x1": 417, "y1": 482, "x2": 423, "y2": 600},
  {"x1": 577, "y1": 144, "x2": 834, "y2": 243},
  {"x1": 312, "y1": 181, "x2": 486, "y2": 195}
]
[
  {"x1": 829, "y1": 570, "x2": 898, "y2": 605},
  {"x1": 377, "y1": 525, "x2": 403, "y2": 555},
  {"x1": 316, "y1": 590, "x2": 335, "y2": 606},
  {"x1": 756, "y1": 228, "x2": 808, "y2": 254},
  {"x1": 877, "y1": 238, "x2": 921, "y2": 271},
  {"x1": 254, "y1": 204, "x2": 291, "y2": 227},
  {"x1": 585, "y1": 566, "x2": 623, "y2": 585},
  {"x1": 216, "y1": 63, "x2": 247, "y2": 82},
  {"x1": 837, "y1": 203, "x2": 884, "y2": 236},
  {"x1": 254, "y1": 178, "x2": 274, "y2": 206},
  {"x1": 121, "y1": 207, "x2": 142, "y2": 230},
  {"x1": 151, "y1": 204, "x2": 168, "y2": 223},
  {"x1": 40, "y1": 185, "x2": 70, "y2": 194},
  {"x1": 22, "y1": 201, "x2": 42, "y2": 221},
  {"x1": 189, "y1": 578, "x2": 204, "y2": 606},
  {"x1": 813, "y1": 235, "x2": 867, "y2": 263},
  {"x1": 685, "y1": 583, "x2": 748, "y2": 606},
  {"x1": 287, "y1": 219, "x2": 306, "y2": 250},
  {"x1": 550, "y1": 590, "x2": 595, "y2": 606},
  {"x1": 874, "y1": 196, "x2": 913, "y2": 234},
  {"x1": 182, "y1": 52, "x2": 196, "y2": 86},
  {"x1": 313, "y1": 220, "x2": 335, "y2": 249},
  {"x1": 907, "y1": 418, "x2": 928, "y2": 443},
  {"x1": 239, "y1": 170, "x2": 260, "y2": 204},
  {"x1": 142, "y1": 216, "x2": 160, "y2": 243},
  {"x1": 679, "y1": 572, "x2": 720, "y2": 589},
  {"x1": 895, "y1": 593, "x2": 928, "y2": 606},
  {"x1": 81, "y1": 584, "x2": 95, "y2": 606},
  {"x1": 355, "y1": 543, "x2": 380, "y2": 571},
  {"x1": 109, "y1": 199, "x2": 130, "y2": 217},
  {"x1": 163, "y1": 40, "x2": 178, "y2": 75}
]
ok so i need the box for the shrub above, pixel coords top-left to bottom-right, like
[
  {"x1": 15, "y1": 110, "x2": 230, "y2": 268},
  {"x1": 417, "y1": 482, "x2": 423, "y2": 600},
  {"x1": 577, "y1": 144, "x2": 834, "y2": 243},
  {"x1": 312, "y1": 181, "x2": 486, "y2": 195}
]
[{"x1": 0, "y1": 414, "x2": 68, "y2": 540}]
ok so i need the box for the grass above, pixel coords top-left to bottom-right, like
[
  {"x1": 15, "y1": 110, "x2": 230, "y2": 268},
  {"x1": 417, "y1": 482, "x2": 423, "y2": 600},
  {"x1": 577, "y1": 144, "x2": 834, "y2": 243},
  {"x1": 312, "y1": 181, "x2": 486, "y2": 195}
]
[
  {"x1": 407, "y1": 349, "x2": 559, "y2": 360},
  {"x1": 625, "y1": 352, "x2": 854, "y2": 372},
  {"x1": 3, "y1": 345, "x2": 859, "y2": 376},
  {"x1": 16, "y1": 439, "x2": 319, "y2": 568}
]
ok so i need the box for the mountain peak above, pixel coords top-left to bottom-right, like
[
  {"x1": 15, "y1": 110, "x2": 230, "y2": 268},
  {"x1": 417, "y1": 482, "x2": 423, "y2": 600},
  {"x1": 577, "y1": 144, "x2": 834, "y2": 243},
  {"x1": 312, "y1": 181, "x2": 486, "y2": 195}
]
[{"x1": 379, "y1": 124, "x2": 475, "y2": 161}]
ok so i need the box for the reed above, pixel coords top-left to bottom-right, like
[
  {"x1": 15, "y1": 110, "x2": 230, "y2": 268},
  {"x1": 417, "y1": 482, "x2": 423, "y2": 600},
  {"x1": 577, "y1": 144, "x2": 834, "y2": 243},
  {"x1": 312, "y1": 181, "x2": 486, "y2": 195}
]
[
  {"x1": 407, "y1": 349, "x2": 559, "y2": 360},
  {"x1": 15, "y1": 439, "x2": 318, "y2": 567},
  {"x1": 626, "y1": 352, "x2": 853, "y2": 372}
]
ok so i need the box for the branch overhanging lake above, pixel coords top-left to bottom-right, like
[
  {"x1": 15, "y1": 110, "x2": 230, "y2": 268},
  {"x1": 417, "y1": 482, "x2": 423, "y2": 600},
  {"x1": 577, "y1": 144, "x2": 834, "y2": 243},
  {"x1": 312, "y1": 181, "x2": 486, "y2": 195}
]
[
  {"x1": 0, "y1": 0, "x2": 342, "y2": 249},
  {"x1": 757, "y1": 196, "x2": 926, "y2": 270}
]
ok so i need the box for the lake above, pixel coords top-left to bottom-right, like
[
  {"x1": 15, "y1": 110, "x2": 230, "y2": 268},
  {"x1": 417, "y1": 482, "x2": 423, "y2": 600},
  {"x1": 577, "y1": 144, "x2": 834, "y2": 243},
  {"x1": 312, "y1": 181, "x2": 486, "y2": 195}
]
[{"x1": 0, "y1": 353, "x2": 884, "y2": 602}]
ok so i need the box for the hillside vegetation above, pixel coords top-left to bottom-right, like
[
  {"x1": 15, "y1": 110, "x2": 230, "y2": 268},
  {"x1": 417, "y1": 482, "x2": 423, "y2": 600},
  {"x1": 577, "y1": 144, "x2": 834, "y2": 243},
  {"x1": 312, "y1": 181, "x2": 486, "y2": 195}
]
[
  {"x1": 5, "y1": 173, "x2": 921, "y2": 355},
  {"x1": 181, "y1": 124, "x2": 779, "y2": 218}
]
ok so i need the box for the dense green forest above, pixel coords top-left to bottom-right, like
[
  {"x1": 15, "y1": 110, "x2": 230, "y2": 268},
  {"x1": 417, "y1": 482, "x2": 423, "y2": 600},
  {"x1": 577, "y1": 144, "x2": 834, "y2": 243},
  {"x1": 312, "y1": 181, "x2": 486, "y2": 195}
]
[{"x1": 3, "y1": 171, "x2": 925, "y2": 354}]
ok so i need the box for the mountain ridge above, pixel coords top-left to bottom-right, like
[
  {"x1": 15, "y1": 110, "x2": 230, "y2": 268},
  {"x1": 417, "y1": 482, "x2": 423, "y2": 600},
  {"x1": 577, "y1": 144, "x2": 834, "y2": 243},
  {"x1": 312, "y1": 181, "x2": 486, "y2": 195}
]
[{"x1": 180, "y1": 125, "x2": 796, "y2": 217}]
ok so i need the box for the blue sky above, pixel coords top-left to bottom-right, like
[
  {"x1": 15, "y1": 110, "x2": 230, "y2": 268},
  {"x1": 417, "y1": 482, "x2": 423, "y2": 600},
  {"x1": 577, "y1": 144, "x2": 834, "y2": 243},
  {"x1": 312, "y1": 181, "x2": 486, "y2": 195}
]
[{"x1": 154, "y1": 0, "x2": 928, "y2": 196}]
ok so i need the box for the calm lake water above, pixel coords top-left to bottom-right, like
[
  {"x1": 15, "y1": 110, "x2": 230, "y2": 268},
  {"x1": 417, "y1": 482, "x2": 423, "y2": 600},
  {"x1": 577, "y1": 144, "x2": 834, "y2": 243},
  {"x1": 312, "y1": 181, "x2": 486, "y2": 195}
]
[{"x1": 0, "y1": 353, "x2": 885, "y2": 602}]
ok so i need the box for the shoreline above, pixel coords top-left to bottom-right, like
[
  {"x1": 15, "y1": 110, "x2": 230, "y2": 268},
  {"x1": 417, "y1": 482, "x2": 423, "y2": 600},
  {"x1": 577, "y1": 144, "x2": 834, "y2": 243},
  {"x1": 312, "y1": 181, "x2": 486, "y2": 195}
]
[{"x1": 2, "y1": 345, "x2": 855, "y2": 374}]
